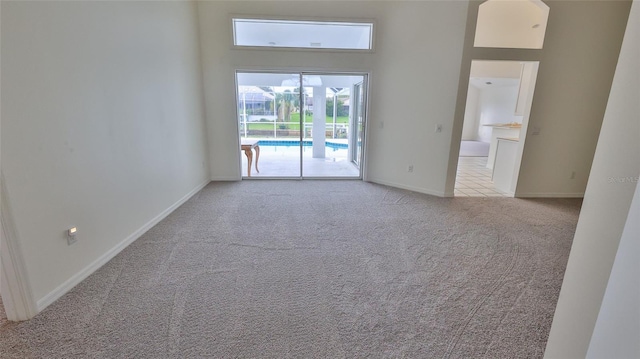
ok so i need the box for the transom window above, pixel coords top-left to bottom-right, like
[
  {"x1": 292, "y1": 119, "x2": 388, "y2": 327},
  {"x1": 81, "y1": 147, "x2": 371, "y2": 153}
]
[{"x1": 232, "y1": 18, "x2": 374, "y2": 50}]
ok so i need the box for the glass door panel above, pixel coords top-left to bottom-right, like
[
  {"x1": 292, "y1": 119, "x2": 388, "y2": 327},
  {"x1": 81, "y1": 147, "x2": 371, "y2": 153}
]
[
  {"x1": 352, "y1": 81, "x2": 365, "y2": 168},
  {"x1": 236, "y1": 72, "x2": 367, "y2": 179},
  {"x1": 236, "y1": 72, "x2": 302, "y2": 177},
  {"x1": 301, "y1": 74, "x2": 364, "y2": 178}
]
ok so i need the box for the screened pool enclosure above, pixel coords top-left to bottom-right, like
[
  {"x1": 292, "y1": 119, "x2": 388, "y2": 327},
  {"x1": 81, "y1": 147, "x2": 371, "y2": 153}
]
[{"x1": 236, "y1": 72, "x2": 367, "y2": 178}]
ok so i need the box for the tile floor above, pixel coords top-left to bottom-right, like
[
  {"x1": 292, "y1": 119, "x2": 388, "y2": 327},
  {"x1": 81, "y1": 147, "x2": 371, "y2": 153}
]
[
  {"x1": 455, "y1": 157, "x2": 508, "y2": 197},
  {"x1": 241, "y1": 143, "x2": 360, "y2": 178}
]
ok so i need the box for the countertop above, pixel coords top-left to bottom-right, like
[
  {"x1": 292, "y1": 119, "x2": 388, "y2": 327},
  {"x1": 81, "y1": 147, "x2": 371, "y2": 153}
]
[
  {"x1": 497, "y1": 137, "x2": 520, "y2": 142},
  {"x1": 483, "y1": 123, "x2": 522, "y2": 129}
]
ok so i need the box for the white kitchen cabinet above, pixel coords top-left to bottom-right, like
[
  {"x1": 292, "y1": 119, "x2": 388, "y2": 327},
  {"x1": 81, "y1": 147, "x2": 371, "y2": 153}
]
[
  {"x1": 493, "y1": 138, "x2": 519, "y2": 195},
  {"x1": 485, "y1": 125, "x2": 521, "y2": 169}
]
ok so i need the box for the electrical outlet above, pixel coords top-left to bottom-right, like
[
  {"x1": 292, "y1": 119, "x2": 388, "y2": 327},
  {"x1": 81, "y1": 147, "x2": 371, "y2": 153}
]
[
  {"x1": 408, "y1": 165, "x2": 414, "y2": 173},
  {"x1": 67, "y1": 227, "x2": 78, "y2": 246}
]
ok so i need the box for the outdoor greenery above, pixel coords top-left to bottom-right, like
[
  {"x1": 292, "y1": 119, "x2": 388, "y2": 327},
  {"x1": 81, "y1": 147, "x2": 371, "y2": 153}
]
[
  {"x1": 243, "y1": 113, "x2": 349, "y2": 131},
  {"x1": 326, "y1": 98, "x2": 349, "y2": 117},
  {"x1": 239, "y1": 87, "x2": 351, "y2": 138},
  {"x1": 275, "y1": 89, "x2": 299, "y2": 122}
]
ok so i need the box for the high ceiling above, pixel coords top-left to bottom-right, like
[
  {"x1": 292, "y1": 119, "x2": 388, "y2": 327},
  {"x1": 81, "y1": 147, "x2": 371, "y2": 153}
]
[{"x1": 469, "y1": 60, "x2": 523, "y2": 89}]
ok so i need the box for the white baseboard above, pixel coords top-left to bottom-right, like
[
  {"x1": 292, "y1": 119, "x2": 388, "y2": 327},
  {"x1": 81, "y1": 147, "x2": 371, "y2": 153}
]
[
  {"x1": 210, "y1": 176, "x2": 240, "y2": 181},
  {"x1": 367, "y1": 177, "x2": 445, "y2": 197},
  {"x1": 36, "y1": 180, "x2": 210, "y2": 312},
  {"x1": 515, "y1": 192, "x2": 585, "y2": 198}
]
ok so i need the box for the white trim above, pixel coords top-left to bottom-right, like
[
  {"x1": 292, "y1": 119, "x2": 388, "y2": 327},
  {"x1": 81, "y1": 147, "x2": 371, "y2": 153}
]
[
  {"x1": 515, "y1": 192, "x2": 585, "y2": 198},
  {"x1": 211, "y1": 176, "x2": 240, "y2": 181},
  {"x1": 233, "y1": 70, "x2": 371, "y2": 180},
  {"x1": 229, "y1": 14, "x2": 377, "y2": 53},
  {"x1": 1, "y1": 173, "x2": 38, "y2": 321},
  {"x1": 367, "y1": 177, "x2": 446, "y2": 197},
  {"x1": 361, "y1": 72, "x2": 373, "y2": 182},
  {"x1": 36, "y1": 180, "x2": 210, "y2": 312},
  {"x1": 354, "y1": 75, "x2": 369, "y2": 181},
  {"x1": 233, "y1": 71, "x2": 243, "y2": 180}
]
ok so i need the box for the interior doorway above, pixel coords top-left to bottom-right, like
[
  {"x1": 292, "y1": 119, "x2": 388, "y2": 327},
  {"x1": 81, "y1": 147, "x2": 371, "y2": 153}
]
[
  {"x1": 235, "y1": 72, "x2": 368, "y2": 179},
  {"x1": 455, "y1": 60, "x2": 539, "y2": 197},
  {"x1": 455, "y1": 0, "x2": 549, "y2": 197}
]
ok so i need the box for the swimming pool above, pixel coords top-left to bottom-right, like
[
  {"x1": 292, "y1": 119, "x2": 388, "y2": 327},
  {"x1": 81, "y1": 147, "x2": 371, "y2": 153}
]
[
  {"x1": 257, "y1": 140, "x2": 348, "y2": 150},
  {"x1": 242, "y1": 140, "x2": 350, "y2": 162},
  {"x1": 240, "y1": 139, "x2": 359, "y2": 177}
]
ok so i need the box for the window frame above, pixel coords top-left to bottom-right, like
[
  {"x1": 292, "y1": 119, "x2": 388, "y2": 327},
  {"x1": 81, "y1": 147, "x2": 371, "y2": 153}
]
[{"x1": 230, "y1": 15, "x2": 376, "y2": 53}]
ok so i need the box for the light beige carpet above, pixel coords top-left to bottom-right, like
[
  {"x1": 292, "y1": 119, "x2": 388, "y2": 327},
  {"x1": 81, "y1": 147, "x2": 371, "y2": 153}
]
[{"x1": 0, "y1": 181, "x2": 581, "y2": 358}]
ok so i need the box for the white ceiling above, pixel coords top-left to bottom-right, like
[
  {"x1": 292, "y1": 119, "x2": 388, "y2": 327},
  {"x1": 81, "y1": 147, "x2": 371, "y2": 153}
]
[
  {"x1": 470, "y1": 60, "x2": 522, "y2": 79},
  {"x1": 470, "y1": 77, "x2": 520, "y2": 89},
  {"x1": 469, "y1": 60, "x2": 523, "y2": 89}
]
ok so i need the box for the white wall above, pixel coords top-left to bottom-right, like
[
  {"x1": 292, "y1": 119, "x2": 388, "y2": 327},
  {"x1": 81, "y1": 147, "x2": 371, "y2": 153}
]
[
  {"x1": 587, "y1": 181, "x2": 640, "y2": 358},
  {"x1": 197, "y1": 1, "x2": 468, "y2": 196},
  {"x1": 461, "y1": 84, "x2": 480, "y2": 141},
  {"x1": 199, "y1": 1, "x2": 628, "y2": 200},
  {"x1": 544, "y1": 0, "x2": 639, "y2": 356},
  {"x1": 477, "y1": 84, "x2": 520, "y2": 142},
  {"x1": 514, "y1": 1, "x2": 632, "y2": 197},
  {"x1": 1, "y1": 1, "x2": 209, "y2": 312},
  {"x1": 448, "y1": 0, "x2": 632, "y2": 197},
  {"x1": 461, "y1": 60, "x2": 522, "y2": 143},
  {"x1": 461, "y1": 83, "x2": 520, "y2": 143}
]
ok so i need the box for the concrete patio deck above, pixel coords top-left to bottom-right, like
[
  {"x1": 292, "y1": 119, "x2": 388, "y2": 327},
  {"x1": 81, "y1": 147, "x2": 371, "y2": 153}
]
[{"x1": 240, "y1": 139, "x2": 360, "y2": 178}]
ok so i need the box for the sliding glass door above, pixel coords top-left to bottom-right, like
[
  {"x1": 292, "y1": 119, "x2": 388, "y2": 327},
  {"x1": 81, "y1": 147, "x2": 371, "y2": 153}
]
[
  {"x1": 236, "y1": 72, "x2": 367, "y2": 178},
  {"x1": 351, "y1": 81, "x2": 365, "y2": 168},
  {"x1": 236, "y1": 72, "x2": 301, "y2": 177}
]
